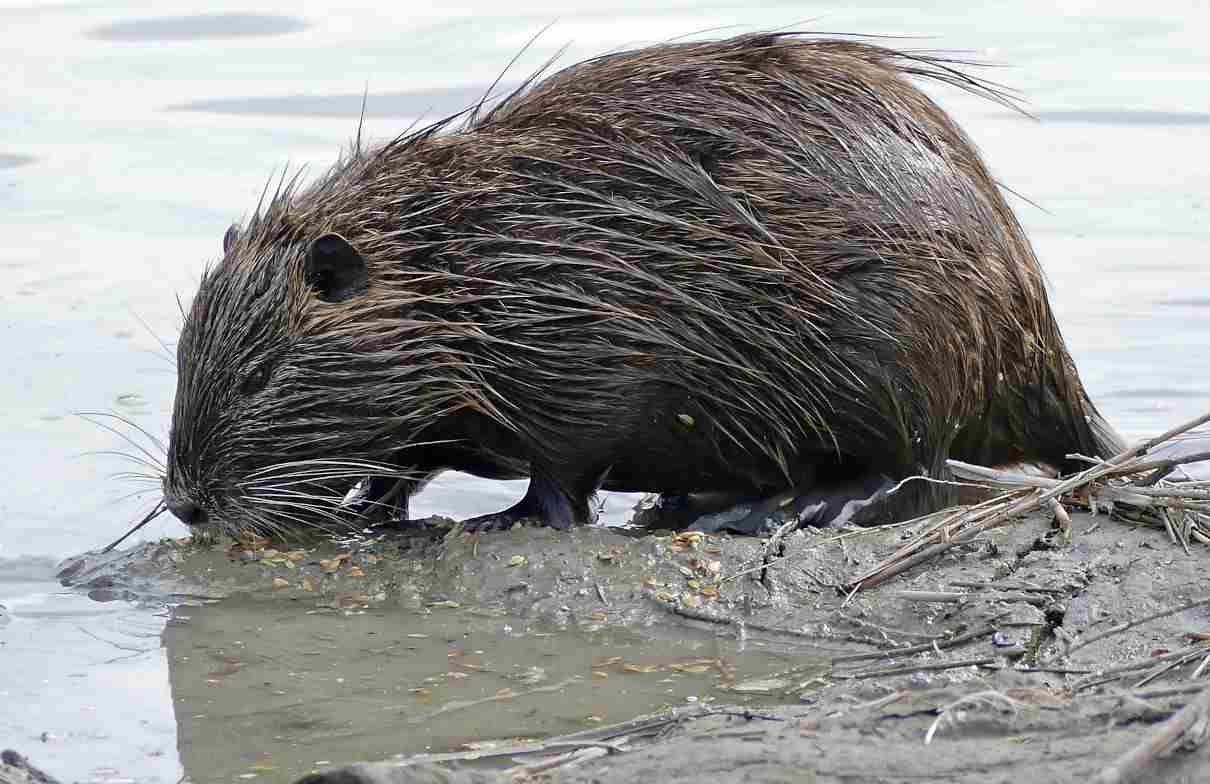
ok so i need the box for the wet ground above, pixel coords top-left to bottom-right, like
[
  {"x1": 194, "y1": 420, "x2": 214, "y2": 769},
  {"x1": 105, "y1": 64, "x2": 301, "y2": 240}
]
[
  {"x1": 2, "y1": 1, "x2": 1209, "y2": 782},
  {"x1": 32, "y1": 504, "x2": 1210, "y2": 783}
]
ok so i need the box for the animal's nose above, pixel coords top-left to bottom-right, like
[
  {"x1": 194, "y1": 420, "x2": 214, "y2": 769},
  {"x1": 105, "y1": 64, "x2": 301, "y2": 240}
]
[{"x1": 167, "y1": 498, "x2": 207, "y2": 526}]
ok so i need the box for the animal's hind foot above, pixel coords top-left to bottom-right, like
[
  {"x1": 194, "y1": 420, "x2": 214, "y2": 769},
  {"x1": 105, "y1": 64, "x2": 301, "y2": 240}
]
[
  {"x1": 460, "y1": 470, "x2": 590, "y2": 532},
  {"x1": 460, "y1": 502, "x2": 535, "y2": 533},
  {"x1": 687, "y1": 473, "x2": 896, "y2": 535}
]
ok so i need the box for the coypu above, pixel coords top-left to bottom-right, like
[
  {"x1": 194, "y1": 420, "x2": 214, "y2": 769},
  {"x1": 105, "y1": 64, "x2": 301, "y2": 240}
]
[{"x1": 163, "y1": 32, "x2": 1123, "y2": 538}]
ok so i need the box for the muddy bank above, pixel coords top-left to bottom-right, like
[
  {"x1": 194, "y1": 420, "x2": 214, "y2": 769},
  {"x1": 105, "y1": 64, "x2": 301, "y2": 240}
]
[{"x1": 38, "y1": 507, "x2": 1210, "y2": 782}]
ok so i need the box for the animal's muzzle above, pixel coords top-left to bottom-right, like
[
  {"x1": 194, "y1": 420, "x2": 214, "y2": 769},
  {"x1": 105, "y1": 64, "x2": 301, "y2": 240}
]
[{"x1": 164, "y1": 492, "x2": 208, "y2": 526}]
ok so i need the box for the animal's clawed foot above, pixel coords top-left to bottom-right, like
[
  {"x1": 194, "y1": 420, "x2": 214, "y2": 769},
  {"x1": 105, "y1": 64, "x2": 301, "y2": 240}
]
[
  {"x1": 459, "y1": 507, "x2": 533, "y2": 533},
  {"x1": 458, "y1": 472, "x2": 587, "y2": 532}
]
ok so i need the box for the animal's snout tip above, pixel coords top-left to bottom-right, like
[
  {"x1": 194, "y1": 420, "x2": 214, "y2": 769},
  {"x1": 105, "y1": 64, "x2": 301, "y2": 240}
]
[{"x1": 166, "y1": 498, "x2": 207, "y2": 526}]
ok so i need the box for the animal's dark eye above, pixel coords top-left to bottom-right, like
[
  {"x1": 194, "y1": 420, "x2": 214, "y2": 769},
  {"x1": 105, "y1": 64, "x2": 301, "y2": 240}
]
[{"x1": 241, "y1": 364, "x2": 272, "y2": 396}]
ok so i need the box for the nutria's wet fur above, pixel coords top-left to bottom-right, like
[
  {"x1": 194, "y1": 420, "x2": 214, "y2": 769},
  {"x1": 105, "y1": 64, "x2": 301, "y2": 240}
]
[{"x1": 164, "y1": 32, "x2": 1123, "y2": 537}]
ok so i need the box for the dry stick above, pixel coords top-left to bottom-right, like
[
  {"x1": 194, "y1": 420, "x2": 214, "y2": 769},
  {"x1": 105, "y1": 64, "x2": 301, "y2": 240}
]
[
  {"x1": 951, "y1": 462, "x2": 1210, "y2": 505},
  {"x1": 948, "y1": 580, "x2": 1066, "y2": 593},
  {"x1": 830, "y1": 623, "x2": 1000, "y2": 664},
  {"x1": 509, "y1": 746, "x2": 612, "y2": 775},
  {"x1": 868, "y1": 493, "x2": 1019, "y2": 570},
  {"x1": 1124, "y1": 685, "x2": 1209, "y2": 701},
  {"x1": 896, "y1": 590, "x2": 970, "y2": 603},
  {"x1": 1080, "y1": 685, "x2": 1210, "y2": 705},
  {"x1": 649, "y1": 593, "x2": 912, "y2": 648},
  {"x1": 1073, "y1": 644, "x2": 1210, "y2": 692},
  {"x1": 845, "y1": 492, "x2": 1030, "y2": 595},
  {"x1": 1063, "y1": 595, "x2": 1210, "y2": 659},
  {"x1": 1134, "y1": 646, "x2": 1210, "y2": 690},
  {"x1": 1138, "y1": 452, "x2": 1210, "y2": 486},
  {"x1": 1070, "y1": 450, "x2": 1210, "y2": 482},
  {"x1": 1124, "y1": 411, "x2": 1210, "y2": 461},
  {"x1": 845, "y1": 513, "x2": 1003, "y2": 594},
  {"x1": 952, "y1": 461, "x2": 1205, "y2": 553},
  {"x1": 1094, "y1": 682, "x2": 1210, "y2": 784},
  {"x1": 836, "y1": 656, "x2": 997, "y2": 680},
  {"x1": 849, "y1": 410, "x2": 1210, "y2": 593},
  {"x1": 367, "y1": 706, "x2": 720, "y2": 768},
  {"x1": 896, "y1": 590, "x2": 1054, "y2": 606}
]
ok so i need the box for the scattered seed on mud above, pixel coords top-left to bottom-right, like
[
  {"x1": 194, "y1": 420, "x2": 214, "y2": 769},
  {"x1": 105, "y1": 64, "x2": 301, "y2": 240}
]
[{"x1": 680, "y1": 592, "x2": 703, "y2": 608}]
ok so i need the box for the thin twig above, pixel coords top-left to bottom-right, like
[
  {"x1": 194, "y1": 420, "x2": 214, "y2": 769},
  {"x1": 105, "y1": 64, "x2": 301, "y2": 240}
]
[
  {"x1": 1133, "y1": 646, "x2": 1210, "y2": 689},
  {"x1": 835, "y1": 657, "x2": 997, "y2": 680},
  {"x1": 1073, "y1": 644, "x2": 1210, "y2": 692},
  {"x1": 831, "y1": 624, "x2": 999, "y2": 664},
  {"x1": 1063, "y1": 596, "x2": 1210, "y2": 658}
]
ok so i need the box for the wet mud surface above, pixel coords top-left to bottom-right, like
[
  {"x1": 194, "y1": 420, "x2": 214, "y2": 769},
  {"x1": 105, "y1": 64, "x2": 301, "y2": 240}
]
[{"x1": 42, "y1": 509, "x2": 1210, "y2": 783}]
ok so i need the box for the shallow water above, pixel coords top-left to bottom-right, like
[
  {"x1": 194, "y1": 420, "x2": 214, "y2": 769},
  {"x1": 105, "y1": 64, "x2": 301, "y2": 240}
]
[
  {"x1": 2, "y1": 1, "x2": 1207, "y2": 781},
  {"x1": 163, "y1": 594, "x2": 810, "y2": 782}
]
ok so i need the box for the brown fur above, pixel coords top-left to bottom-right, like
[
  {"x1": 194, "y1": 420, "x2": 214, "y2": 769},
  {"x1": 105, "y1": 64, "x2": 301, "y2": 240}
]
[{"x1": 163, "y1": 32, "x2": 1123, "y2": 536}]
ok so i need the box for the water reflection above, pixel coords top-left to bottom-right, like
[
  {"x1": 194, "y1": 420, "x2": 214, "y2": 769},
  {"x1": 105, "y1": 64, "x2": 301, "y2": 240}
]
[
  {"x1": 87, "y1": 13, "x2": 309, "y2": 42},
  {"x1": 1033, "y1": 110, "x2": 1210, "y2": 127},
  {"x1": 0, "y1": 154, "x2": 35, "y2": 169},
  {"x1": 168, "y1": 86, "x2": 509, "y2": 119},
  {"x1": 163, "y1": 596, "x2": 798, "y2": 783},
  {"x1": 0, "y1": 558, "x2": 180, "y2": 783}
]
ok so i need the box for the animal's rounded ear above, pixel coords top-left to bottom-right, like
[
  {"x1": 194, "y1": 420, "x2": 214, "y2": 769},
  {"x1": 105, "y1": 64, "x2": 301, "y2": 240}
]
[
  {"x1": 223, "y1": 224, "x2": 240, "y2": 254},
  {"x1": 305, "y1": 233, "x2": 369, "y2": 303}
]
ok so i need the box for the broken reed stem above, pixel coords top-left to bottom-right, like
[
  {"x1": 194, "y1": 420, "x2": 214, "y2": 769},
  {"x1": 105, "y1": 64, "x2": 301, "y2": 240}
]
[
  {"x1": 1136, "y1": 451, "x2": 1210, "y2": 486},
  {"x1": 847, "y1": 410, "x2": 1210, "y2": 594}
]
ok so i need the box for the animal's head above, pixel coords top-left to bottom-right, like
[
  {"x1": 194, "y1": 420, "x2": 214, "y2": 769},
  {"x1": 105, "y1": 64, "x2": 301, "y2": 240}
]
[{"x1": 163, "y1": 217, "x2": 427, "y2": 538}]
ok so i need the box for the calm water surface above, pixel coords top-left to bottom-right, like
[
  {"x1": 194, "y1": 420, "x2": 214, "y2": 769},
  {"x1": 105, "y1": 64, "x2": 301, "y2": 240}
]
[{"x1": 2, "y1": 1, "x2": 1207, "y2": 781}]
